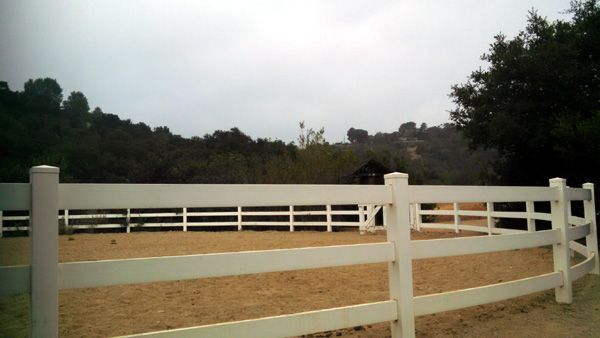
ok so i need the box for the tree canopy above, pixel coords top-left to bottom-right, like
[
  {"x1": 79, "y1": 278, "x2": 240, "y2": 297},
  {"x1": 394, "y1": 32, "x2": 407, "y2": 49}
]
[
  {"x1": 450, "y1": 0, "x2": 600, "y2": 187},
  {"x1": 1, "y1": 77, "x2": 492, "y2": 185}
]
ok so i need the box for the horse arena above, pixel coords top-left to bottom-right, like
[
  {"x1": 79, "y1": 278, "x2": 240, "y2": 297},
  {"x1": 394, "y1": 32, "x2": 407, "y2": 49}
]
[
  {"x1": 0, "y1": 168, "x2": 598, "y2": 337},
  {"x1": 1, "y1": 229, "x2": 598, "y2": 337}
]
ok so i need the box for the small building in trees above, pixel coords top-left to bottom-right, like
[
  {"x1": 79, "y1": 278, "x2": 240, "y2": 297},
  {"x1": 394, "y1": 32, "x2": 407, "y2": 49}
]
[{"x1": 347, "y1": 159, "x2": 391, "y2": 185}]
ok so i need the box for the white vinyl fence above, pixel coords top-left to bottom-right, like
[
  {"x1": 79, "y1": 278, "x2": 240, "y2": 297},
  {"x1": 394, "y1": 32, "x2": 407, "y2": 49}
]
[
  {"x1": 0, "y1": 204, "x2": 383, "y2": 235},
  {"x1": 0, "y1": 166, "x2": 598, "y2": 338}
]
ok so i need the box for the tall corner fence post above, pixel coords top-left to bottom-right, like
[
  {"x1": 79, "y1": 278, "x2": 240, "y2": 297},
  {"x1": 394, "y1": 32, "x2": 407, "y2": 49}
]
[
  {"x1": 29, "y1": 165, "x2": 59, "y2": 338},
  {"x1": 549, "y1": 177, "x2": 573, "y2": 303},
  {"x1": 384, "y1": 172, "x2": 416, "y2": 338},
  {"x1": 583, "y1": 183, "x2": 599, "y2": 274}
]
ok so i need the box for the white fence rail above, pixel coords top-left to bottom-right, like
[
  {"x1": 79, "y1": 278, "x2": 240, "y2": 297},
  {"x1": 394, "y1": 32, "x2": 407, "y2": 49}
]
[
  {"x1": 0, "y1": 166, "x2": 598, "y2": 338},
  {"x1": 0, "y1": 205, "x2": 385, "y2": 236}
]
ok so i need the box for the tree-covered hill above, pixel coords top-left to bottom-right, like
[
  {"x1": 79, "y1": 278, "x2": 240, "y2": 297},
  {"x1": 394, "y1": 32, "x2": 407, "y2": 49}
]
[{"x1": 0, "y1": 78, "x2": 490, "y2": 185}]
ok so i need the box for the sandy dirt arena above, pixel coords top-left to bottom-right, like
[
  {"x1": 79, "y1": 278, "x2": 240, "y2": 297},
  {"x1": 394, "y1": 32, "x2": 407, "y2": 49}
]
[{"x1": 1, "y1": 229, "x2": 599, "y2": 338}]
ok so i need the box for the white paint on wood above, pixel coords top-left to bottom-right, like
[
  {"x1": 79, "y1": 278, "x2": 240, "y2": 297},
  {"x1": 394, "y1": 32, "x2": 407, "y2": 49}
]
[
  {"x1": 583, "y1": 183, "x2": 599, "y2": 274},
  {"x1": 570, "y1": 241, "x2": 588, "y2": 256},
  {"x1": 453, "y1": 202, "x2": 460, "y2": 233},
  {"x1": 58, "y1": 184, "x2": 392, "y2": 209},
  {"x1": 384, "y1": 173, "x2": 415, "y2": 338},
  {"x1": 413, "y1": 272, "x2": 562, "y2": 316},
  {"x1": 411, "y1": 229, "x2": 560, "y2": 260},
  {"x1": 326, "y1": 204, "x2": 332, "y2": 232},
  {"x1": 570, "y1": 254, "x2": 596, "y2": 281},
  {"x1": 549, "y1": 178, "x2": 572, "y2": 303},
  {"x1": 183, "y1": 208, "x2": 187, "y2": 232},
  {"x1": 568, "y1": 216, "x2": 587, "y2": 226},
  {"x1": 565, "y1": 187, "x2": 592, "y2": 201},
  {"x1": 237, "y1": 206, "x2": 242, "y2": 231},
  {"x1": 126, "y1": 208, "x2": 131, "y2": 233},
  {"x1": 30, "y1": 165, "x2": 59, "y2": 338},
  {"x1": 58, "y1": 242, "x2": 395, "y2": 289},
  {"x1": 118, "y1": 301, "x2": 397, "y2": 338},
  {"x1": 486, "y1": 202, "x2": 494, "y2": 235},
  {"x1": 187, "y1": 211, "x2": 238, "y2": 217},
  {"x1": 289, "y1": 205, "x2": 294, "y2": 232},
  {"x1": 408, "y1": 185, "x2": 557, "y2": 203},
  {"x1": 414, "y1": 204, "x2": 421, "y2": 232},
  {"x1": 567, "y1": 223, "x2": 590, "y2": 242},
  {"x1": 526, "y1": 201, "x2": 535, "y2": 232}
]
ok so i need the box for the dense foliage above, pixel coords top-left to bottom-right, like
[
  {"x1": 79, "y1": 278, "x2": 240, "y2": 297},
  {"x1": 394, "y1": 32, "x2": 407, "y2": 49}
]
[
  {"x1": 0, "y1": 78, "x2": 490, "y2": 185},
  {"x1": 450, "y1": 0, "x2": 600, "y2": 188}
]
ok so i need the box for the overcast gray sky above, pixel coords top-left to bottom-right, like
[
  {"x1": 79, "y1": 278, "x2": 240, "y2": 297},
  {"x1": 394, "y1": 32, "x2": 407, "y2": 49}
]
[{"x1": 0, "y1": 0, "x2": 571, "y2": 143}]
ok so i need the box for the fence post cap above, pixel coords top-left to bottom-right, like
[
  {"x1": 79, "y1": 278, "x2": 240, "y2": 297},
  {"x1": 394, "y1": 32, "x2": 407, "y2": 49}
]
[
  {"x1": 583, "y1": 182, "x2": 594, "y2": 188},
  {"x1": 30, "y1": 165, "x2": 59, "y2": 174},
  {"x1": 384, "y1": 172, "x2": 408, "y2": 180},
  {"x1": 549, "y1": 177, "x2": 566, "y2": 185}
]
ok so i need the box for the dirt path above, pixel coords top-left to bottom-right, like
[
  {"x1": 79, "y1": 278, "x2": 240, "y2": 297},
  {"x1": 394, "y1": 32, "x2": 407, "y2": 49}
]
[{"x1": 0, "y1": 230, "x2": 598, "y2": 337}]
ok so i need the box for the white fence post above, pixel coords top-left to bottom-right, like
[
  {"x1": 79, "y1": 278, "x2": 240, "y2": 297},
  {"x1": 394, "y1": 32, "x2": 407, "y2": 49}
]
[
  {"x1": 453, "y1": 202, "x2": 460, "y2": 233},
  {"x1": 583, "y1": 183, "x2": 599, "y2": 274},
  {"x1": 359, "y1": 205, "x2": 366, "y2": 234},
  {"x1": 384, "y1": 173, "x2": 415, "y2": 338},
  {"x1": 408, "y1": 204, "x2": 415, "y2": 230},
  {"x1": 383, "y1": 206, "x2": 388, "y2": 230},
  {"x1": 549, "y1": 178, "x2": 572, "y2": 303},
  {"x1": 326, "y1": 204, "x2": 332, "y2": 232},
  {"x1": 486, "y1": 202, "x2": 494, "y2": 235},
  {"x1": 0, "y1": 210, "x2": 3, "y2": 238},
  {"x1": 415, "y1": 204, "x2": 421, "y2": 232},
  {"x1": 237, "y1": 206, "x2": 243, "y2": 231},
  {"x1": 64, "y1": 209, "x2": 69, "y2": 232},
  {"x1": 526, "y1": 201, "x2": 535, "y2": 232},
  {"x1": 126, "y1": 208, "x2": 131, "y2": 233},
  {"x1": 183, "y1": 207, "x2": 187, "y2": 232},
  {"x1": 289, "y1": 206, "x2": 294, "y2": 232},
  {"x1": 30, "y1": 165, "x2": 59, "y2": 338}
]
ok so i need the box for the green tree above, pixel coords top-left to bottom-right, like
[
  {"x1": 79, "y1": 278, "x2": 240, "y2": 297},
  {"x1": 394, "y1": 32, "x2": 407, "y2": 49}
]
[
  {"x1": 63, "y1": 91, "x2": 89, "y2": 114},
  {"x1": 23, "y1": 78, "x2": 63, "y2": 112},
  {"x1": 449, "y1": 1, "x2": 600, "y2": 187},
  {"x1": 347, "y1": 127, "x2": 369, "y2": 143}
]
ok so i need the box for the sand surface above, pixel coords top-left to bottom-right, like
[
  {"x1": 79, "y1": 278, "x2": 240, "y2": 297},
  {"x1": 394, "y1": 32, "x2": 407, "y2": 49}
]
[{"x1": 1, "y1": 229, "x2": 598, "y2": 337}]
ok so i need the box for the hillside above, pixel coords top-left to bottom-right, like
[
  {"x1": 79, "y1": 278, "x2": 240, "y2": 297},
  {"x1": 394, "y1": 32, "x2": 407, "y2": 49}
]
[{"x1": 0, "y1": 78, "x2": 492, "y2": 185}]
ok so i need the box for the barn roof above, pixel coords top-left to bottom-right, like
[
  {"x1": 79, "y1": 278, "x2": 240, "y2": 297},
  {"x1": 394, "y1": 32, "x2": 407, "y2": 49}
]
[{"x1": 349, "y1": 158, "x2": 391, "y2": 178}]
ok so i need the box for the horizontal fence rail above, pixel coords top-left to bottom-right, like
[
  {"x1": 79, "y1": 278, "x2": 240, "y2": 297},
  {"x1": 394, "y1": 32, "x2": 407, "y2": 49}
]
[
  {"x1": 59, "y1": 243, "x2": 395, "y2": 289},
  {"x1": 58, "y1": 184, "x2": 392, "y2": 209},
  {"x1": 413, "y1": 272, "x2": 563, "y2": 316},
  {"x1": 0, "y1": 166, "x2": 598, "y2": 338},
  {"x1": 118, "y1": 301, "x2": 398, "y2": 338},
  {"x1": 0, "y1": 204, "x2": 386, "y2": 236}
]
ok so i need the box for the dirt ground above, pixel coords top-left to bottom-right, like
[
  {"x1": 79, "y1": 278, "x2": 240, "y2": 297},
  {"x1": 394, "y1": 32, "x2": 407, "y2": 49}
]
[{"x1": 1, "y1": 229, "x2": 599, "y2": 338}]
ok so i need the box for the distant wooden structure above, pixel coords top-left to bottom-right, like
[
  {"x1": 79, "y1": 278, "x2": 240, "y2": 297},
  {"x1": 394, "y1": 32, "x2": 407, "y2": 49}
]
[{"x1": 348, "y1": 159, "x2": 391, "y2": 185}]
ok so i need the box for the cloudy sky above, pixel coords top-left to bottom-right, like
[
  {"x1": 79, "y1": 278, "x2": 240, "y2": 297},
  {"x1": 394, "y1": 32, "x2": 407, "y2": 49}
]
[{"x1": 0, "y1": 0, "x2": 571, "y2": 143}]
